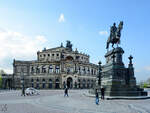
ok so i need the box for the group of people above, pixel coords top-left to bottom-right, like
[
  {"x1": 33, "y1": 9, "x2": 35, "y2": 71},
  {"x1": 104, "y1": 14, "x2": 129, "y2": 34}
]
[
  {"x1": 21, "y1": 85, "x2": 104, "y2": 106},
  {"x1": 64, "y1": 86, "x2": 105, "y2": 105},
  {"x1": 95, "y1": 87, "x2": 105, "y2": 105}
]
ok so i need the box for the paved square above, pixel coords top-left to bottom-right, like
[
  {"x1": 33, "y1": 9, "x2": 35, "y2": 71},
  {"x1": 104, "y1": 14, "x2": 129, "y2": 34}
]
[{"x1": 0, "y1": 90, "x2": 150, "y2": 113}]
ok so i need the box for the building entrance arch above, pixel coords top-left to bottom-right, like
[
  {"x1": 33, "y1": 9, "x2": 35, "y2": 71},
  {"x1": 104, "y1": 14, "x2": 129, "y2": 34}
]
[{"x1": 67, "y1": 77, "x2": 73, "y2": 89}]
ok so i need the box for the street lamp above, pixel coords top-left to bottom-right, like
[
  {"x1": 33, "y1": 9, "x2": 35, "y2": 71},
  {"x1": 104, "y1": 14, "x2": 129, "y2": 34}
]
[
  {"x1": 21, "y1": 68, "x2": 25, "y2": 96},
  {"x1": 98, "y1": 61, "x2": 102, "y2": 86}
]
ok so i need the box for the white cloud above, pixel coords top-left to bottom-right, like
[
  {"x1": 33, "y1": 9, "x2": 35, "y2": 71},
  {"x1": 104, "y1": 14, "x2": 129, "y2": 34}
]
[
  {"x1": 0, "y1": 29, "x2": 47, "y2": 74},
  {"x1": 36, "y1": 35, "x2": 47, "y2": 43},
  {"x1": 99, "y1": 30, "x2": 108, "y2": 36},
  {"x1": 135, "y1": 69, "x2": 141, "y2": 72},
  {"x1": 58, "y1": 13, "x2": 65, "y2": 23},
  {"x1": 144, "y1": 66, "x2": 150, "y2": 71},
  {"x1": 0, "y1": 68, "x2": 13, "y2": 74}
]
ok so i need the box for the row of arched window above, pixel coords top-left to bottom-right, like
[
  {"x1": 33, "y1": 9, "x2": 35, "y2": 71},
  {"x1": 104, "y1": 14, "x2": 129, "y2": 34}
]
[
  {"x1": 31, "y1": 78, "x2": 59, "y2": 83},
  {"x1": 30, "y1": 65, "x2": 98, "y2": 75},
  {"x1": 30, "y1": 65, "x2": 60, "y2": 74},
  {"x1": 31, "y1": 78, "x2": 60, "y2": 89},
  {"x1": 31, "y1": 78, "x2": 95, "y2": 83},
  {"x1": 30, "y1": 78, "x2": 95, "y2": 89},
  {"x1": 76, "y1": 67, "x2": 97, "y2": 75}
]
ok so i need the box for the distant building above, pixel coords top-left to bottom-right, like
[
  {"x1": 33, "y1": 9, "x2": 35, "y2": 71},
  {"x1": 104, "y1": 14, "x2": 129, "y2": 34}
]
[
  {"x1": 1, "y1": 74, "x2": 13, "y2": 89},
  {"x1": 13, "y1": 41, "x2": 98, "y2": 89}
]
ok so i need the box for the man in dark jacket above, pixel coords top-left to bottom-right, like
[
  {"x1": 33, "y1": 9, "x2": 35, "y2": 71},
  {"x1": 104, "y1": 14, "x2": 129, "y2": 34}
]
[
  {"x1": 21, "y1": 84, "x2": 25, "y2": 96},
  {"x1": 64, "y1": 87, "x2": 69, "y2": 97},
  {"x1": 95, "y1": 89, "x2": 99, "y2": 105}
]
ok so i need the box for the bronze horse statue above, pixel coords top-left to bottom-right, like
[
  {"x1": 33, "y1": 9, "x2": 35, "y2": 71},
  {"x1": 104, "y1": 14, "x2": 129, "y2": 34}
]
[{"x1": 106, "y1": 21, "x2": 123, "y2": 50}]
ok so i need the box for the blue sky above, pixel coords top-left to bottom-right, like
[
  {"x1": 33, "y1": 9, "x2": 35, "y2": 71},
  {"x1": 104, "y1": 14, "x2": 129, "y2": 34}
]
[{"x1": 0, "y1": 0, "x2": 150, "y2": 82}]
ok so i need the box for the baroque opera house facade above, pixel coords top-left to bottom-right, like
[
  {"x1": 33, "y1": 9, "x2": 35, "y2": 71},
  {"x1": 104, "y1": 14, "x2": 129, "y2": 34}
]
[{"x1": 13, "y1": 41, "x2": 98, "y2": 89}]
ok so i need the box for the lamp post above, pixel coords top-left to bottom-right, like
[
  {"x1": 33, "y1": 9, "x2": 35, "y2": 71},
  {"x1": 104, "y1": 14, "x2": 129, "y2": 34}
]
[
  {"x1": 21, "y1": 68, "x2": 25, "y2": 96},
  {"x1": 98, "y1": 61, "x2": 102, "y2": 87}
]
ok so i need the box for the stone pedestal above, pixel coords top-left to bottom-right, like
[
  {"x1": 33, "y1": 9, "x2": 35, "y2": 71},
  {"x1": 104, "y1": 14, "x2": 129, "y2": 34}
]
[{"x1": 99, "y1": 47, "x2": 147, "y2": 96}]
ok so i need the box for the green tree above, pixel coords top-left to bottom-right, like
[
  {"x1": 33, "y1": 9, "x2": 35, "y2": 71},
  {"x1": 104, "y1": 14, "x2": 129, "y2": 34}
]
[
  {"x1": 0, "y1": 69, "x2": 6, "y2": 74},
  {"x1": 146, "y1": 78, "x2": 150, "y2": 87},
  {"x1": 0, "y1": 69, "x2": 6, "y2": 88},
  {"x1": 0, "y1": 74, "x2": 2, "y2": 88},
  {"x1": 143, "y1": 83, "x2": 148, "y2": 88}
]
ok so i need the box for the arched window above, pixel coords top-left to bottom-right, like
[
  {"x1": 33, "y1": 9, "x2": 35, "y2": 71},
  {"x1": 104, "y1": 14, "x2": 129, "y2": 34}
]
[
  {"x1": 49, "y1": 79, "x2": 52, "y2": 88},
  {"x1": 83, "y1": 67, "x2": 86, "y2": 74},
  {"x1": 36, "y1": 66, "x2": 40, "y2": 73},
  {"x1": 78, "y1": 79, "x2": 80, "y2": 88},
  {"x1": 56, "y1": 65, "x2": 60, "y2": 74},
  {"x1": 55, "y1": 79, "x2": 60, "y2": 89},
  {"x1": 91, "y1": 69, "x2": 93, "y2": 75},
  {"x1": 31, "y1": 79, "x2": 34, "y2": 87},
  {"x1": 49, "y1": 65, "x2": 53, "y2": 73},
  {"x1": 31, "y1": 79, "x2": 34, "y2": 82},
  {"x1": 87, "y1": 67, "x2": 90, "y2": 74},
  {"x1": 42, "y1": 78, "x2": 45, "y2": 88},
  {"x1": 37, "y1": 79, "x2": 39, "y2": 82},
  {"x1": 78, "y1": 66, "x2": 81, "y2": 74},
  {"x1": 36, "y1": 79, "x2": 39, "y2": 89},
  {"x1": 63, "y1": 81, "x2": 66, "y2": 89},
  {"x1": 66, "y1": 56, "x2": 73, "y2": 61},
  {"x1": 36, "y1": 84, "x2": 39, "y2": 89},
  {"x1": 94, "y1": 69, "x2": 96, "y2": 75},
  {"x1": 82, "y1": 79, "x2": 86, "y2": 88},
  {"x1": 91, "y1": 80, "x2": 93, "y2": 88},
  {"x1": 31, "y1": 67, "x2": 34, "y2": 73},
  {"x1": 74, "y1": 82, "x2": 77, "y2": 88},
  {"x1": 42, "y1": 65, "x2": 46, "y2": 73},
  {"x1": 67, "y1": 77, "x2": 73, "y2": 89},
  {"x1": 87, "y1": 80, "x2": 90, "y2": 88}
]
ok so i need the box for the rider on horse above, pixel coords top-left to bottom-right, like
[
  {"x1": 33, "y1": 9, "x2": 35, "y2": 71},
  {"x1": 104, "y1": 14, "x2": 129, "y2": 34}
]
[
  {"x1": 106, "y1": 21, "x2": 123, "y2": 50},
  {"x1": 110, "y1": 23, "x2": 117, "y2": 41}
]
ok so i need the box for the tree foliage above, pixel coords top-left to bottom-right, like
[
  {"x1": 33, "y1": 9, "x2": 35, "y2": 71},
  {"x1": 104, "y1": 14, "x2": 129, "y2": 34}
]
[
  {"x1": 0, "y1": 74, "x2": 2, "y2": 88},
  {"x1": 0, "y1": 69, "x2": 6, "y2": 74},
  {"x1": 0, "y1": 69, "x2": 6, "y2": 88},
  {"x1": 139, "y1": 77, "x2": 150, "y2": 88}
]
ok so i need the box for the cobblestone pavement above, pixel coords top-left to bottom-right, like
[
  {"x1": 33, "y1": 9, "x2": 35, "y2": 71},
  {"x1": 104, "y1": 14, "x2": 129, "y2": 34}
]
[{"x1": 0, "y1": 90, "x2": 150, "y2": 113}]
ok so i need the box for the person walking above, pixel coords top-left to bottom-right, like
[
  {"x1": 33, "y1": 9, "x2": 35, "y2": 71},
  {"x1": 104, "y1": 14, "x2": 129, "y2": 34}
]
[
  {"x1": 101, "y1": 87, "x2": 105, "y2": 100},
  {"x1": 64, "y1": 87, "x2": 69, "y2": 97},
  {"x1": 95, "y1": 89, "x2": 99, "y2": 105},
  {"x1": 21, "y1": 85, "x2": 25, "y2": 96}
]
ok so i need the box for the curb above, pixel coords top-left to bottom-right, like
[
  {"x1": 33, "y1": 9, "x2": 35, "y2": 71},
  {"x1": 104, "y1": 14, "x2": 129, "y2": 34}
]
[{"x1": 83, "y1": 93, "x2": 150, "y2": 100}]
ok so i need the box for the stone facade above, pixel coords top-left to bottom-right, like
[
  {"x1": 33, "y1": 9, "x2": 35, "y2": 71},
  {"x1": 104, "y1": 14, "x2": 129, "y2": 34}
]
[{"x1": 13, "y1": 41, "x2": 98, "y2": 89}]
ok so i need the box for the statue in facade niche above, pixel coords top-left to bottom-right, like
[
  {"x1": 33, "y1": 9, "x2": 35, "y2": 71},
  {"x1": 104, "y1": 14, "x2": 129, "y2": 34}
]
[{"x1": 106, "y1": 21, "x2": 123, "y2": 50}]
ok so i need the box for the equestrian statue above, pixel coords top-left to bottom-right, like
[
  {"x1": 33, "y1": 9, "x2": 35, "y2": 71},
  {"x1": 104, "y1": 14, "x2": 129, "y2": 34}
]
[{"x1": 106, "y1": 21, "x2": 123, "y2": 50}]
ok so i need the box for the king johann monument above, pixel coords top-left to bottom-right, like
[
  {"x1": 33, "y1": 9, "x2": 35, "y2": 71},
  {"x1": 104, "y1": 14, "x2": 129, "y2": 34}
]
[{"x1": 95, "y1": 21, "x2": 147, "y2": 97}]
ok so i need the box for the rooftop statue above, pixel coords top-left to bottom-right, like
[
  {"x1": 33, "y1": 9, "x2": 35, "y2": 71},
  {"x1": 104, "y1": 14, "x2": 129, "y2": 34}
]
[
  {"x1": 66, "y1": 40, "x2": 73, "y2": 51},
  {"x1": 106, "y1": 21, "x2": 123, "y2": 50}
]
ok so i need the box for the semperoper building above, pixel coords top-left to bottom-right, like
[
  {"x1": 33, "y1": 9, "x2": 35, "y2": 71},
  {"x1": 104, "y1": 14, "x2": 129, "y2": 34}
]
[{"x1": 13, "y1": 41, "x2": 98, "y2": 89}]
